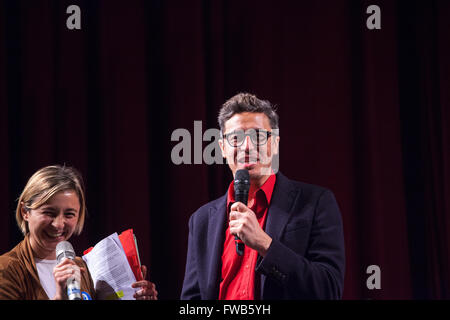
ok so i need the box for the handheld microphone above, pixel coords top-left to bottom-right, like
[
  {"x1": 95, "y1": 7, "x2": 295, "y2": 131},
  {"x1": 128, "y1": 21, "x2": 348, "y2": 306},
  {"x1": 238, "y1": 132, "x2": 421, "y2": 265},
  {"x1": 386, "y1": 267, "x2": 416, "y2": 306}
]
[
  {"x1": 56, "y1": 241, "x2": 82, "y2": 300},
  {"x1": 234, "y1": 169, "x2": 250, "y2": 256}
]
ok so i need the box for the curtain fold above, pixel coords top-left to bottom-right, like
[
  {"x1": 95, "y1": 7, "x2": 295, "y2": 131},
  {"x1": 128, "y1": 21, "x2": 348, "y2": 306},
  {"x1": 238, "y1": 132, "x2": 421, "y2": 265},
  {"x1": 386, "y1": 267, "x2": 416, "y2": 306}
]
[{"x1": 0, "y1": 0, "x2": 448, "y2": 299}]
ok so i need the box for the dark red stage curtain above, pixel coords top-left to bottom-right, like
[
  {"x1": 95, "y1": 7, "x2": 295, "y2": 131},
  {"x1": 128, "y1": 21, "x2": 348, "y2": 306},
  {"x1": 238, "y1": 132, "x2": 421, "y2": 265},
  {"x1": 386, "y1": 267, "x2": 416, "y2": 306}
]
[{"x1": 0, "y1": 0, "x2": 449, "y2": 299}]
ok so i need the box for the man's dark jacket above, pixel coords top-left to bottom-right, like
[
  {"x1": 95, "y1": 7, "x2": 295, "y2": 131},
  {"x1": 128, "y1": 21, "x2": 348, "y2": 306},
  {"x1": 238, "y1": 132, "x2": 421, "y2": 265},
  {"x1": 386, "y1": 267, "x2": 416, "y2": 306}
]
[{"x1": 181, "y1": 171, "x2": 345, "y2": 299}]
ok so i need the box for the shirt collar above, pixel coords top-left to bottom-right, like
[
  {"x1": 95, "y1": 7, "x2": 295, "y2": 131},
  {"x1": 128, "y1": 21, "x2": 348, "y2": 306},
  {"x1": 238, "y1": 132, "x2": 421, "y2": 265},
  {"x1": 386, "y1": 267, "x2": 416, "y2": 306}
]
[{"x1": 226, "y1": 173, "x2": 277, "y2": 210}]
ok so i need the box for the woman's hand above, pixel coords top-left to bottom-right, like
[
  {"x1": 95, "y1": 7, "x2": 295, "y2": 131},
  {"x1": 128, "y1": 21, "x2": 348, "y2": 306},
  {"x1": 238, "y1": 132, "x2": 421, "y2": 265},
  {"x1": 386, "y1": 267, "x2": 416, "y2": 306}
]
[
  {"x1": 52, "y1": 258, "x2": 85, "y2": 300},
  {"x1": 131, "y1": 265, "x2": 158, "y2": 300}
]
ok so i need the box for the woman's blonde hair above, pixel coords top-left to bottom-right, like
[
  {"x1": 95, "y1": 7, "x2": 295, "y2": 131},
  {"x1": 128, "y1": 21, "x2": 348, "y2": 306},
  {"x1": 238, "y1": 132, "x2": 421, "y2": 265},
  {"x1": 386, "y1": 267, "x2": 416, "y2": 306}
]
[{"x1": 16, "y1": 165, "x2": 87, "y2": 236}]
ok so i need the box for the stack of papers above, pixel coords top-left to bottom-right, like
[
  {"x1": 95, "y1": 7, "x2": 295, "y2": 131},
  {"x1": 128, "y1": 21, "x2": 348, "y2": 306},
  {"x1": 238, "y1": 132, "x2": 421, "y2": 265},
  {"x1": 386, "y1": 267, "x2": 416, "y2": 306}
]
[{"x1": 82, "y1": 229, "x2": 142, "y2": 300}]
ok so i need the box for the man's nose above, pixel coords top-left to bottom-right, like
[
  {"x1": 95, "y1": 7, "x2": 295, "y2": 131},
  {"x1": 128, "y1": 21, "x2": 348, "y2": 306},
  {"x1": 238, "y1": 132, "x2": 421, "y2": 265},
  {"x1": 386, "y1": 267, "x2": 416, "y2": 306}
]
[{"x1": 240, "y1": 135, "x2": 255, "y2": 151}]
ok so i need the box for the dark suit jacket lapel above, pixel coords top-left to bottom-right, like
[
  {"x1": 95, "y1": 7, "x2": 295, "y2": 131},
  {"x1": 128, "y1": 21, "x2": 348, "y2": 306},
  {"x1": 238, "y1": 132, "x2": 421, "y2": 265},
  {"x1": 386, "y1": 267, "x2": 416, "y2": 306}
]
[
  {"x1": 260, "y1": 172, "x2": 301, "y2": 297},
  {"x1": 205, "y1": 194, "x2": 227, "y2": 299},
  {"x1": 265, "y1": 172, "x2": 300, "y2": 241}
]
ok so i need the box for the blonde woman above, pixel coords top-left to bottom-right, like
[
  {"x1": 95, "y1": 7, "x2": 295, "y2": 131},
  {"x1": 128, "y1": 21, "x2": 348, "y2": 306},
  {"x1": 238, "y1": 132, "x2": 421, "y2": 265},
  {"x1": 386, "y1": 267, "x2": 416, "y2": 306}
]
[{"x1": 0, "y1": 165, "x2": 157, "y2": 300}]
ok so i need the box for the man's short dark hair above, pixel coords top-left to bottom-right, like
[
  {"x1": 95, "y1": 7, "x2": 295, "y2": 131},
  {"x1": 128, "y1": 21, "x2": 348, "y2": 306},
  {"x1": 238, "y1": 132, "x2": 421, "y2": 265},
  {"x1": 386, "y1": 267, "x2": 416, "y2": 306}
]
[{"x1": 218, "y1": 93, "x2": 279, "y2": 133}]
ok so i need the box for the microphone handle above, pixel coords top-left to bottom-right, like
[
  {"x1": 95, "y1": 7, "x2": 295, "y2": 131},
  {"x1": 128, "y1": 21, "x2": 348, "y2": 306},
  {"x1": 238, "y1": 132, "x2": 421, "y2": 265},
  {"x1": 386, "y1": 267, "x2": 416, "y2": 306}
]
[
  {"x1": 234, "y1": 190, "x2": 248, "y2": 256},
  {"x1": 67, "y1": 277, "x2": 82, "y2": 300},
  {"x1": 235, "y1": 236, "x2": 245, "y2": 256},
  {"x1": 60, "y1": 253, "x2": 82, "y2": 300}
]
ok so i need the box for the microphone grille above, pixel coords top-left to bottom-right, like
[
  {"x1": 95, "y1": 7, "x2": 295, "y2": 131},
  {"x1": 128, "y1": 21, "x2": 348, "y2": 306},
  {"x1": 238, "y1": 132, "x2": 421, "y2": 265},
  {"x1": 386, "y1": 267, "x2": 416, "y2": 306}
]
[
  {"x1": 56, "y1": 241, "x2": 75, "y2": 263},
  {"x1": 234, "y1": 169, "x2": 250, "y2": 186}
]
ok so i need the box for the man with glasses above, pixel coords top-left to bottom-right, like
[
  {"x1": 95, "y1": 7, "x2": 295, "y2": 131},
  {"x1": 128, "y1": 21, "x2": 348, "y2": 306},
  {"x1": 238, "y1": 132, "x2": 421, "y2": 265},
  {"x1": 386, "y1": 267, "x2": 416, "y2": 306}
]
[{"x1": 181, "y1": 93, "x2": 345, "y2": 300}]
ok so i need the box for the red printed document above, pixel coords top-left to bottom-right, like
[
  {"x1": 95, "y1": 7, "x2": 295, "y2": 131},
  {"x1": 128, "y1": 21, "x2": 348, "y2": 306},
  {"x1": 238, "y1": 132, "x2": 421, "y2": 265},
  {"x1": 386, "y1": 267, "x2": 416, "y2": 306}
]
[{"x1": 118, "y1": 229, "x2": 143, "y2": 281}]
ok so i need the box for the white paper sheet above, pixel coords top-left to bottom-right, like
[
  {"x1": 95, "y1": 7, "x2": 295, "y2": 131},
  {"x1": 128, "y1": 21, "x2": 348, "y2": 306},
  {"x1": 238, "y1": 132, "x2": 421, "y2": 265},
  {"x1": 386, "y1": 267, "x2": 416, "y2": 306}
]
[{"x1": 82, "y1": 232, "x2": 137, "y2": 300}]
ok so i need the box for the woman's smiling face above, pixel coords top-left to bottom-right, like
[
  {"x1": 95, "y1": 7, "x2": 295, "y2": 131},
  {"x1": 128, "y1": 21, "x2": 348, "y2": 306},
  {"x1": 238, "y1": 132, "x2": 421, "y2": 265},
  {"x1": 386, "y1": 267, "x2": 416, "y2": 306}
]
[{"x1": 22, "y1": 189, "x2": 80, "y2": 259}]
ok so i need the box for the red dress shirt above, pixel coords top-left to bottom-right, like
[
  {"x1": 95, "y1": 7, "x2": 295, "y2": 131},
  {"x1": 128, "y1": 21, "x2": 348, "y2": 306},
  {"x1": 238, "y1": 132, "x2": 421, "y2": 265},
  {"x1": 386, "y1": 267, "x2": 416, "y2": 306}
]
[{"x1": 219, "y1": 173, "x2": 276, "y2": 300}]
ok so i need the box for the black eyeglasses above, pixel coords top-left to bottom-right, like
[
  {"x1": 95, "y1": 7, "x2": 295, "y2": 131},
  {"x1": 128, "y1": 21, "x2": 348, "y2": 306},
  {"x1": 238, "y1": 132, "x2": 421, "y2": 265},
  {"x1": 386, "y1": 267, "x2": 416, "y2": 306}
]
[{"x1": 222, "y1": 129, "x2": 278, "y2": 147}]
